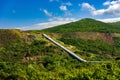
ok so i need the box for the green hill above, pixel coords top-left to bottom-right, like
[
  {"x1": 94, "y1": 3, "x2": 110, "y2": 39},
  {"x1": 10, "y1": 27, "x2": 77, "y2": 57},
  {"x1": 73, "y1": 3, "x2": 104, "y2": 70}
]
[{"x1": 40, "y1": 18, "x2": 120, "y2": 33}]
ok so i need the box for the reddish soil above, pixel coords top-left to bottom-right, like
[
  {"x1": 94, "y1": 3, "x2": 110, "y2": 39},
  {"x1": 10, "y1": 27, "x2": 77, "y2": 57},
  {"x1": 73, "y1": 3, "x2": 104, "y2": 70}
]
[{"x1": 62, "y1": 32, "x2": 114, "y2": 44}]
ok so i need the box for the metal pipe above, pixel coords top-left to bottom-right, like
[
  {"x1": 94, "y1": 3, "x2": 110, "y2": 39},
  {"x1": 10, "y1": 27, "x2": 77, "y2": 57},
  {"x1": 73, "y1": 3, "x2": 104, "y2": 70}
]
[{"x1": 42, "y1": 34, "x2": 87, "y2": 62}]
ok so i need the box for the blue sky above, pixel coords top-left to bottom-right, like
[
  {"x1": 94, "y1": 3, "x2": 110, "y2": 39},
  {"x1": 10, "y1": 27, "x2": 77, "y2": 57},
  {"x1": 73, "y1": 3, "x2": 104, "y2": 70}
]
[{"x1": 0, "y1": 0, "x2": 120, "y2": 30}]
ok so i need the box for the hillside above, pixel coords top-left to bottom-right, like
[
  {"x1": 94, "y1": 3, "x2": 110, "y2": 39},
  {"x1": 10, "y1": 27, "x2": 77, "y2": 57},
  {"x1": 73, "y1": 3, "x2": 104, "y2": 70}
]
[
  {"x1": 39, "y1": 18, "x2": 120, "y2": 33},
  {"x1": 0, "y1": 18, "x2": 120, "y2": 79},
  {"x1": 109, "y1": 21, "x2": 120, "y2": 30},
  {"x1": 0, "y1": 29, "x2": 22, "y2": 47}
]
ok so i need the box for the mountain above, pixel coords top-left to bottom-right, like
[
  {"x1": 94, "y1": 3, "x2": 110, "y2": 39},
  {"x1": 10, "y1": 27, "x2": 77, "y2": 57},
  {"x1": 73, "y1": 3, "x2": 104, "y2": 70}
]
[
  {"x1": 40, "y1": 18, "x2": 120, "y2": 33},
  {"x1": 0, "y1": 18, "x2": 120, "y2": 79}
]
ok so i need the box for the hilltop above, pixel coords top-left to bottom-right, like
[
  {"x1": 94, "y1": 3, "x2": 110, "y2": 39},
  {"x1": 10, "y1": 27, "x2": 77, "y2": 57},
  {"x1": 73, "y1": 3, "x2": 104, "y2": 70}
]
[{"x1": 38, "y1": 18, "x2": 120, "y2": 33}]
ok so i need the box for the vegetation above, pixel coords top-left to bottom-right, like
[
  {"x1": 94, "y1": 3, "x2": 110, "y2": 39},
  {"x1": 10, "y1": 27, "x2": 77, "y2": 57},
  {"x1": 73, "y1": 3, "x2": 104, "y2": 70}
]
[
  {"x1": 0, "y1": 55, "x2": 120, "y2": 80},
  {"x1": 0, "y1": 18, "x2": 120, "y2": 79},
  {"x1": 0, "y1": 29, "x2": 22, "y2": 47},
  {"x1": 109, "y1": 21, "x2": 120, "y2": 30}
]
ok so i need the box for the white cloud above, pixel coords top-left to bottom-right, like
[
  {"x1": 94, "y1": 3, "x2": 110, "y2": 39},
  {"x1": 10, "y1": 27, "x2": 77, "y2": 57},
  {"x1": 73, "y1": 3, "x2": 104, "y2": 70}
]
[
  {"x1": 92, "y1": 9, "x2": 105, "y2": 15},
  {"x1": 59, "y1": 2, "x2": 72, "y2": 16},
  {"x1": 43, "y1": 9, "x2": 52, "y2": 17},
  {"x1": 49, "y1": 17, "x2": 76, "y2": 22},
  {"x1": 82, "y1": 3, "x2": 95, "y2": 11},
  {"x1": 59, "y1": 5, "x2": 67, "y2": 11},
  {"x1": 82, "y1": 0, "x2": 120, "y2": 16},
  {"x1": 93, "y1": 0, "x2": 120, "y2": 15},
  {"x1": 19, "y1": 17, "x2": 77, "y2": 30},
  {"x1": 98, "y1": 17, "x2": 120, "y2": 22},
  {"x1": 103, "y1": 1, "x2": 111, "y2": 6}
]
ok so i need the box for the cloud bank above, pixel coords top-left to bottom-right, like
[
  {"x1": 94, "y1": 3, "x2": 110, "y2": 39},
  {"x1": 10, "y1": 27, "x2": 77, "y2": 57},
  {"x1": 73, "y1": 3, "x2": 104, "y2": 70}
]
[
  {"x1": 98, "y1": 17, "x2": 120, "y2": 22},
  {"x1": 82, "y1": 0, "x2": 120, "y2": 16},
  {"x1": 19, "y1": 17, "x2": 76, "y2": 30}
]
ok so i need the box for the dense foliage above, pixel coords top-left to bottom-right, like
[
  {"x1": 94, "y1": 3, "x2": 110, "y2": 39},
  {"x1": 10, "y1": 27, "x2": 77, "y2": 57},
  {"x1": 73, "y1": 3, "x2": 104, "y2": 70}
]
[
  {"x1": 109, "y1": 21, "x2": 120, "y2": 30},
  {"x1": 0, "y1": 54, "x2": 120, "y2": 80}
]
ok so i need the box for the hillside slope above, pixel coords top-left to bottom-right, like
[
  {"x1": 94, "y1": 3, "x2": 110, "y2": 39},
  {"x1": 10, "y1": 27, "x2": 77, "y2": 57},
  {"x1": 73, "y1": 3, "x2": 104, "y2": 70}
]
[
  {"x1": 0, "y1": 18, "x2": 120, "y2": 79},
  {"x1": 109, "y1": 21, "x2": 120, "y2": 27},
  {"x1": 0, "y1": 29, "x2": 22, "y2": 47}
]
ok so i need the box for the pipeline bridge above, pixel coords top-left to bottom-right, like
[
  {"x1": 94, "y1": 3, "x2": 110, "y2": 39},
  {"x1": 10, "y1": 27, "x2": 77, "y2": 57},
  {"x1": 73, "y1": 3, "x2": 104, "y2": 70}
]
[{"x1": 42, "y1": 34, "x2": 111, "y2": 63}]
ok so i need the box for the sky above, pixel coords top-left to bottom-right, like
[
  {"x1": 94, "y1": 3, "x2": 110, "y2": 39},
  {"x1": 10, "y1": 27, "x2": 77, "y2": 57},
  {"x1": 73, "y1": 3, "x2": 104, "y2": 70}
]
[{"x1": 0, "y1": 0, "x2": 120, "y2": 30}]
